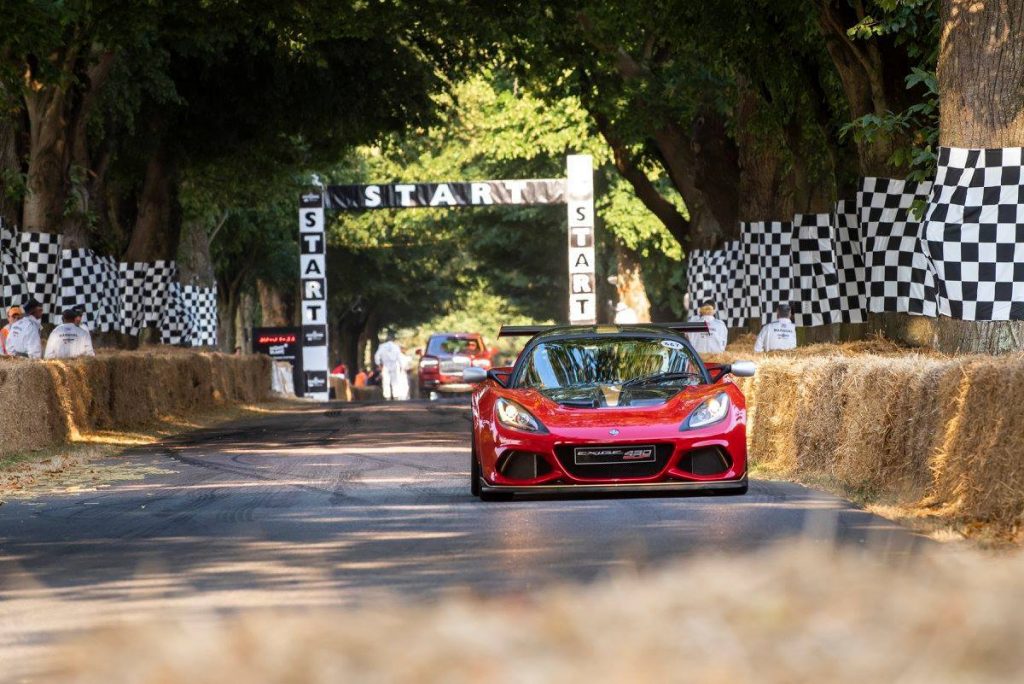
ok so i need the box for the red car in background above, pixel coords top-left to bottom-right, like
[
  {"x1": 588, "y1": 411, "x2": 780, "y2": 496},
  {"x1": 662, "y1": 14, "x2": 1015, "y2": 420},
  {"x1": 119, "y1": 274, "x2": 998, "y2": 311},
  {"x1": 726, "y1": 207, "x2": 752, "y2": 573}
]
[
  {"x1": 461, "y1": 323, "x2": 755, "y2": 500},
  {"x1": 417, "y1": 332, "x2": 493, "y2": 398}
]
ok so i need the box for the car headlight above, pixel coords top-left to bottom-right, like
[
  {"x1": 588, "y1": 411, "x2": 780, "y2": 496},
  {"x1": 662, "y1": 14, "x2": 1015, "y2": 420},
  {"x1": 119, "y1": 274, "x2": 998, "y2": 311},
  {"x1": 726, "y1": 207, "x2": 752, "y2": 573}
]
[
  {"x1": 682, "y1": 393, "x2": 730, "y2": 430},
  {"x1": 496, "y1": 397, "x2": 546, "y2": 433}
]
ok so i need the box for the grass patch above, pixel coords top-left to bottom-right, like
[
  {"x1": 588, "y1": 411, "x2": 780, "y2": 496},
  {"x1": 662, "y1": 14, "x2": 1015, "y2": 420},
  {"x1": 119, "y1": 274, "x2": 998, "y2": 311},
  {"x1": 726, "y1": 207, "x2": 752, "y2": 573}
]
[{"x1": 0, "y1": 401, "x2": 288, "y2": 503}]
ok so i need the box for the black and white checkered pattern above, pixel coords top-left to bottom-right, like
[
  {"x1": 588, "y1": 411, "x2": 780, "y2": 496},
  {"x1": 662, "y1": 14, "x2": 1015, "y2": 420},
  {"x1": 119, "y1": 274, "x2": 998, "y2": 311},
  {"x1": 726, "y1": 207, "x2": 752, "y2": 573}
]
[
  {"x1": 119, "y1": 262, "x2": 150, "y2": 336},
  {"x1": 740, "y1": 223, "x2": 762, "y2": 323},
  {"x1": 19, "y1": 231, "x2": 61, "y2": 310},
  {"x1": 685, "y1": 249, "x2": 711, "y2": 311},
  {"x1": 923, "y1": 147, "x2": 1024, "y2": 320},
  {"x1": 685, "y1": 242, "x2": 751, "y2": 328},
  {"x1": 159, "y1": 278, "x2": 194, "y2": 346},
  {"x1": 832, "y1": 199, "x2": 868, "y2": 323},
  {"x1": 58, "y1": 249, "x2": 122, "y2": 332},
  {"x1": 790, "y1": 213, "x2": 842, "y2": 327},
  {"x1": 754, "y1": 221, "x2": 794, "y2": 324},
  {"x1": 183, "y1": 284, "x2": 218, "y2": 347},
  {"x1": 0, "y1": 224, "x2": 26, "y2": 309},
  {"x1": 144, "y1": 260, "x2": 177, "y2": 328},
  {"x1": 858, "y1": 177, "x2": 938, "y2": 316}
]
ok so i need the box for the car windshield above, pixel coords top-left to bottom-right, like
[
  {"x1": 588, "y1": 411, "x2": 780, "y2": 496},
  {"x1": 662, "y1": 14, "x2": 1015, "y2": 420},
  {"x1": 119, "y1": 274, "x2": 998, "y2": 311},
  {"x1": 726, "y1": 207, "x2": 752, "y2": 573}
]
[
  {"x1": 427, "y1": 336, "x2": 484, "y2": 356},
  {"x1": 516, "y1": 336, "x2": 704, "y2": 389}
]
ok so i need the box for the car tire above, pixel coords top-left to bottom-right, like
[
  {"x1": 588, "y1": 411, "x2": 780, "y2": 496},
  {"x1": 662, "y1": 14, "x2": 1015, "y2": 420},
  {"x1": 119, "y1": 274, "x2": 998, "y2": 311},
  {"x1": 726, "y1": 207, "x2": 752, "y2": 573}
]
[{"x1": 471, "y1": 442, "x2": 481, "y2": 498}]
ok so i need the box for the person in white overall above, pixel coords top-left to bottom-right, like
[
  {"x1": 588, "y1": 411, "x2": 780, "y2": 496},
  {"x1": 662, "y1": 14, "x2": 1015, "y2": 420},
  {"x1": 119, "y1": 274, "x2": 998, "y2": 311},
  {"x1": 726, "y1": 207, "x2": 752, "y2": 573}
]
[
  {"x1": 686, "y1": 300, "x2": 729, "y2": 354},
  {"x1": 754, "y1": 304, "x2": 798, "y2": 352},
  {"x1": 374, "y1": 331, "x2": 409, "y2": 400}
]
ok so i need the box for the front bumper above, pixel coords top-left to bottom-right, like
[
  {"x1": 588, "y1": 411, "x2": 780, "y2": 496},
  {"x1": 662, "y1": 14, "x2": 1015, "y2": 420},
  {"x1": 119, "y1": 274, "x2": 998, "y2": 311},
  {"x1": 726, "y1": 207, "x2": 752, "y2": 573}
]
[{"x1": 480, "y1": 474, "x2": 748, "y2": 495}]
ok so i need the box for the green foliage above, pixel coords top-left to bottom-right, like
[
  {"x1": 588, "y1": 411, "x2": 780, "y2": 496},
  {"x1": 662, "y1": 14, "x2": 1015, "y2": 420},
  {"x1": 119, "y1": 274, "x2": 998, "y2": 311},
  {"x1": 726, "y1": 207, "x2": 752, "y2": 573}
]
[
  {"x1": 840, "y1": 0, "x2": 939, "y2": 182},
  {"x1": 326, "y1": 73, "x2": 686, "y2": 333}
]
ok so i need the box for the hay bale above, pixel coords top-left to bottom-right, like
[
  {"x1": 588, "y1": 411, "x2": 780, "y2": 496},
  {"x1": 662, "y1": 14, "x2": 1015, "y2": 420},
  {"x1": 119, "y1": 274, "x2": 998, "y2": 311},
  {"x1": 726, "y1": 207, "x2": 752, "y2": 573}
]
[
  {"x1": 52, "y1": 545, "x2": 1024, "y2": 683},
  {"x1": 0, "y1": 350, "x2": 270, "y2": 459}
]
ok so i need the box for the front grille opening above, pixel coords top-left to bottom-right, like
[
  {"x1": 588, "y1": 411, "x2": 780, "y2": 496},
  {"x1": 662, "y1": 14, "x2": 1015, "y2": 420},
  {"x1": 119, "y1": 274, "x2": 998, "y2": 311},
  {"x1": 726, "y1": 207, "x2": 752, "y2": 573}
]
[
  {"x1": 678, "y1": 447, "x2": 731, "y2": 475},
  {"x1": 498, "y1": 451, "x2": 553, "y2": 480},
  {"x1": 554, "y1": 444, "x2": 673, "y2": 479}
]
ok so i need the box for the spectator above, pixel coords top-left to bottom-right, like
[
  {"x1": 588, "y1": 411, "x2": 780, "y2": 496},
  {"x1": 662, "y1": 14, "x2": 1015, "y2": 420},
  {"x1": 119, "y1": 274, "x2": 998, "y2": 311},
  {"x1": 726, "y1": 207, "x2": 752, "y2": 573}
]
[
  {"x1": 353, "y1": 367, "x2": 369, "y2": 388},
  {"x1": 686, "y1": 300, "x2": 729, "y2": 354},
  {"x1": 5, "y1": 299, "x2": 44, "y2": 359},
  {"x1": 44, "y1": 307, "x2": 96, "y2": 360},
  {"x1": 366, "y1": 366, "x2": 381, "y2": 386},
  {"x1": 754, "y1": 304, "x2": 798, "y2": 352},
  {"x1": 374, "y1": 330, "x2": 410, "y2": 400},
  {"x1": 331, "y1": 362, "x2": 348, "y2": 379},
  {"x1": 614, "y1": 301, "x2": 639, "y2": 324},
  {"x1": 1, "y1": 305, "x2": 23, "y2": 355}
]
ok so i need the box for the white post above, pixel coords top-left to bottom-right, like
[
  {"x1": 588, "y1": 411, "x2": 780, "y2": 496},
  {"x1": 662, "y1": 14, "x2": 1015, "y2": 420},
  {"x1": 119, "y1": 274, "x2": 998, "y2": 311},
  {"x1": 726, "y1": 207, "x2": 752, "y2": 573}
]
[
  {"x1": 566, "y1": 154, "x2": 596, "y2": 324},
  {"x1": 298, "y1": 190, "x2": 329, "y2": 400}
]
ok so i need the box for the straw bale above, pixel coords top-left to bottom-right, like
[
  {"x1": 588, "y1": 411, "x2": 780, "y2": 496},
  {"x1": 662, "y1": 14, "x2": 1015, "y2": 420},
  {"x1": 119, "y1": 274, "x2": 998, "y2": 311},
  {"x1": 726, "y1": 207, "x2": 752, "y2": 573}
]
[
  {"x1": 0, "y1": 351, "x2": 270, "y2": 459},
  {"x1": 53, "y1": 544, "x2": 1024, "y2": 683}
]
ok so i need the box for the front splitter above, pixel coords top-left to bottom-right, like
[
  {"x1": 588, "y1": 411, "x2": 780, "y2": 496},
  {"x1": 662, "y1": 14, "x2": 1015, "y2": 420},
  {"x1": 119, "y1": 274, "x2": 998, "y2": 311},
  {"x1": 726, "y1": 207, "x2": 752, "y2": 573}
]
[{"x1": 480, "y1": 475, "x2": 747, "y2": 495}]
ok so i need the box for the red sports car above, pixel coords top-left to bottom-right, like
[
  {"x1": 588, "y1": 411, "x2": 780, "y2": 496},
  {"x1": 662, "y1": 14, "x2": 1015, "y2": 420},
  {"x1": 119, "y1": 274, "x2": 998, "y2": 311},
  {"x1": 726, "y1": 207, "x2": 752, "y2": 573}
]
[{"x1": 462, "y1": 323, "x2": 755, "y2": 500}]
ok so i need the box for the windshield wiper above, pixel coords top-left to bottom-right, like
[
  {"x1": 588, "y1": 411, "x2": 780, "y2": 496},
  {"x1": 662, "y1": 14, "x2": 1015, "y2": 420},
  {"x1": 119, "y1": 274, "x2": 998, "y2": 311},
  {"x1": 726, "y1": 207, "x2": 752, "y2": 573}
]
[{"x1": 620, "y1": 371, "x2": 702, "y2": 389}]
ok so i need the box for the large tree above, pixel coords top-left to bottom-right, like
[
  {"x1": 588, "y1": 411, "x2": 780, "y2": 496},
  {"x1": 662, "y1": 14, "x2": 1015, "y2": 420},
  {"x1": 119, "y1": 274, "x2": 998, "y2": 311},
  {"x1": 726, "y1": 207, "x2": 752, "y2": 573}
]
[{"x1": 932, "y1": 0, "x2": 1024, "y2": 353}]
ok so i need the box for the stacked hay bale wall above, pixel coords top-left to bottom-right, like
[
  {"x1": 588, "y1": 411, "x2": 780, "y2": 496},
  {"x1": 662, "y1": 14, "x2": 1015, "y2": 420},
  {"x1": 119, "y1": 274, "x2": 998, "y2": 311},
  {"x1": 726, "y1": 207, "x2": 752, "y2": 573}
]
[
  {"x1": 709, "y1": 344, "x2": 1024, "y2": 536},
  {"x1": 0, "y1": 351, "x2": 270, "y2": 456}
]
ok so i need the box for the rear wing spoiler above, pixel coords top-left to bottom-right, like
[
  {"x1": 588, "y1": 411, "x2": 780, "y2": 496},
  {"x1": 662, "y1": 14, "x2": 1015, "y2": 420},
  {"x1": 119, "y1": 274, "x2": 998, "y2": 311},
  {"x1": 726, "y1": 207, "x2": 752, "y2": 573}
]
[{"x1": 497, "y1": 322, "x2": 709, "y2": 337}]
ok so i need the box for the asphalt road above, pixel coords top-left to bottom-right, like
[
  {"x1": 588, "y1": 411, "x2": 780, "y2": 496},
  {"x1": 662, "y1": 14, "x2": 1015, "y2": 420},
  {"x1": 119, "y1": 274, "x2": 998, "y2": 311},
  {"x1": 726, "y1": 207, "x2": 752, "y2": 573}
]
[{"x1": 0, "y1": 400, "x2": 926, "y2": 679}]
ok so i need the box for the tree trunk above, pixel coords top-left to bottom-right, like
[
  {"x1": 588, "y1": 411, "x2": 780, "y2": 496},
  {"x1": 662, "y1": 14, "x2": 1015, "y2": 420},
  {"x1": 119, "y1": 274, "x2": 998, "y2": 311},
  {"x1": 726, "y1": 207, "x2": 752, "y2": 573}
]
[
  {"x1": 933, "y1": 0, "x2": 1024, "y2": 353},
  {"x1": 122, "y1": 146, "x2": 179, "y2": 262},
  {"x1": 178, "y1": 218, "x2": 216, "y2": 287},
  {"x1": 0, "y1": 102, "x2": 21, "y2": 228},
  {"x1": 734, "y1": 88, "x2": 796, "y2": 222},
  {"x1": 22, "y1": 83, "x2": 70, "y2": 233},
  {"x1": 615, "y1": 244, "x2": 651, "y2": 323},
  {"x1": 257, "y1": 280, "x2": 290, "y2": 326},
  {"x1": 219, "y1": 281, "x2": 239, "y2": 352}
]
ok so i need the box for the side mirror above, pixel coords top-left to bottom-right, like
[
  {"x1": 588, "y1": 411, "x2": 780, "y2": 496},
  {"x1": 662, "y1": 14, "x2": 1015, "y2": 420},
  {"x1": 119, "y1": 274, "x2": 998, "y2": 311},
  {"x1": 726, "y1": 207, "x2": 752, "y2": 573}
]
[
  {"x1": 486, "y1": 368, "x2": 509, "y2": 388},
  {"x1": 462, "y1": 367, "x2": 488, "y2": 384},
  {"x1": 728, "y1": 361, "x2": 756, "y2": 378}
]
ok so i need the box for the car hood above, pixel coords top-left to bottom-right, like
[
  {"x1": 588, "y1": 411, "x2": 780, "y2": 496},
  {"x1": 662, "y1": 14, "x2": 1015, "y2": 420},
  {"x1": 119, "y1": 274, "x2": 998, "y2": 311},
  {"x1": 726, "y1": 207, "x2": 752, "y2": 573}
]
[{"x1": 509, "y1": 384, "x2": 720, "y2": 427}]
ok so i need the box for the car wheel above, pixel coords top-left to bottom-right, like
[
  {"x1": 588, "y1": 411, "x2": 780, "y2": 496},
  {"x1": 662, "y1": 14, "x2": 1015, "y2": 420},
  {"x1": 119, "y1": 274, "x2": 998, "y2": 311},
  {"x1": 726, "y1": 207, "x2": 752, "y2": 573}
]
[{"x1": 470, "y1": 443, "x2": 481, "y2": 497}]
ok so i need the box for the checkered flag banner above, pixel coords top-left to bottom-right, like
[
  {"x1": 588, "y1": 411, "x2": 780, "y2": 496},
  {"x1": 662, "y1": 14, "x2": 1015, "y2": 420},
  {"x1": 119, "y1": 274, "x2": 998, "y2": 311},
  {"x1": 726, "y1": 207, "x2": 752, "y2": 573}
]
[
  {"x1": 119, "y1": 262, "x2": 149, "y2": 336},
  {"x1": 858, "y1": 177, "x2": 938, "y2": 316},
  {"x1": 183, "y1": 284, "x2": 218, "y2": 347},
  {"x1": 790, "y1": 213, "x2": 842, "y2": 327},
  {"x1": 158, "y1": 278, "x2": 194, "y2": 346},
  {"x1": 0, "y1": 223, "x2": 26, "y2": 310},
  {"x1": 832, "y1": 200, "x2": 868, "y2": 323},
  {"x1": 58, "y1": 249, "x2": 122, "y2": 332},
  {"x1": 923, "y1": 147, "x2": 1024, "y2": 320},
  {"x1": 685, "y1": 249, "x2": 711, "y2": 312},
  {"x1": 685, "y1": 243, "x2": 751, "y2": 328},
  {"x1": 740, "y1": 223, "x2": 762, "y2": 323},
  {"x1": 18, "y1": 231, "x2": 61, "y2": 312},
  {"x1": 754, "y1": 221, "x2": 794, "y2": 324}
]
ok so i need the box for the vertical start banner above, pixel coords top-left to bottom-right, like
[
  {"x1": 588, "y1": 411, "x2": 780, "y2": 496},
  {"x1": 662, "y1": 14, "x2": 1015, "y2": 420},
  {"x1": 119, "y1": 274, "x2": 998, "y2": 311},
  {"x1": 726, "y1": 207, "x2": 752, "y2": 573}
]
[
  {"x1": 298, "y1": 191, "x2": 329, "y2": 400},
  {"x1": 566, "y1": 155, "x2": 596, "y2": 324}
]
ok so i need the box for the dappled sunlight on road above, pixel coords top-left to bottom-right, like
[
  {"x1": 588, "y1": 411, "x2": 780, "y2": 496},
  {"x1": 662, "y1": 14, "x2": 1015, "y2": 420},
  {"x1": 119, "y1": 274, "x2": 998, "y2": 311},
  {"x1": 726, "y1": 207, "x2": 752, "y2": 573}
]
[{"x1": 0, "y1": 402, "x2": 929, "y2": 680}]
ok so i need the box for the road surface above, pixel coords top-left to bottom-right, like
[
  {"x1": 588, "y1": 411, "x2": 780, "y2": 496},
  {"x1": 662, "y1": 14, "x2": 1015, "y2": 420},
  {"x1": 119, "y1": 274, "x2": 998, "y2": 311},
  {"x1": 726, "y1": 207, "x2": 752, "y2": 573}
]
[{"x1": 0, "y1": 400, "x2": 925, "y2": 679}]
